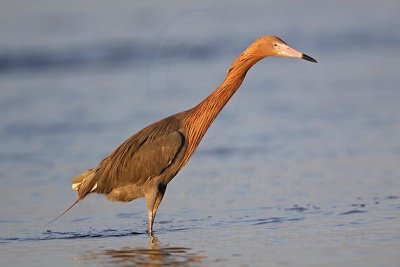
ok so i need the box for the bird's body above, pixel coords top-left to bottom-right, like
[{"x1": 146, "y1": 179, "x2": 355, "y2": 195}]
[{"x1": 63, "y1": 35, "x2": 317, "y2": 235}]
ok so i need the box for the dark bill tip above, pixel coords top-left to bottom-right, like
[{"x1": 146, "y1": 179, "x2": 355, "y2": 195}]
[{"x1": 301, "y1": 53, "x2": 318, "y2": 63}]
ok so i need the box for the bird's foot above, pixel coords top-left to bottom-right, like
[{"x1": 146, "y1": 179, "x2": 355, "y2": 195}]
[{"x1": 149, "y1": 235, "x2": 159, "y2": 246}]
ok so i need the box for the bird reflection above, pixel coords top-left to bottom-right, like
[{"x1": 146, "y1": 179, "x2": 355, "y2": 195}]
[{"x1": 84, "y1": 235, "x2": 204, "y2": 266}]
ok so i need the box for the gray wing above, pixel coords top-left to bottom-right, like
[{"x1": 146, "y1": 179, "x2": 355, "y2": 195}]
[
  {"x1": 118, "y1": 131, "x2": 184, "y2": 185},
  {"x1": 78, "y1": 116, "x2": 185, "y2": 199}
]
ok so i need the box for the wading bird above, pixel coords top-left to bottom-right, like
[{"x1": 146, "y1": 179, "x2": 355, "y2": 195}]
[{"x1": 53, "y1": 35, "x2": 317, "y2": 235}]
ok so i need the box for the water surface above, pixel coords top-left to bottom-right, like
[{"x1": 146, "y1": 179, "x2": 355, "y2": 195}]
[{"x1": 1, "y1": 1, "x2": 400, "y2": 266}]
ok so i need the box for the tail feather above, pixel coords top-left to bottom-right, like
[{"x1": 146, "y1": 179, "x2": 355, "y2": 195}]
[
  {"x1": 71, "y1": 169, "x2": 93, "y2": 191},
  {"x1": 45, "y1": 168, "x2": 98, "y2": 227},
  {"x1": 71, "y1": 169, "x2": 99, "y2": 199},
  {"x1": 44, "y1": 198, "x2": 80, "y2": 227}
]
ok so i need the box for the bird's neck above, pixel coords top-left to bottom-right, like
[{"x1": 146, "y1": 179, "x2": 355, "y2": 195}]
[{"x1": 183, "y1": 50, "x2": 263, "y2": 161}]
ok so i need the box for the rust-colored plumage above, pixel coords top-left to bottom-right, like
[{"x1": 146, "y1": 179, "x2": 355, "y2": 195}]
[{"x1": 55, "y1": 35, "x2": 317, "y2": 235}]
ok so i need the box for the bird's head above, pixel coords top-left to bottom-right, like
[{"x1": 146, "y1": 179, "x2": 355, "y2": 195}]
[{"x1": 250, "y1": 35, "x2": 317, "y2": 63}]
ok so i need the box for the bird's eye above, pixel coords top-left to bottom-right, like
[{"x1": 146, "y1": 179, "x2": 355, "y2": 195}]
[{"x1": 273, "y1": 43, "x2": 278, "y2": 47}]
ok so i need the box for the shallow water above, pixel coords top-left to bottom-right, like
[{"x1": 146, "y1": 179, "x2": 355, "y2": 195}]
[{"x1": 1, "y1": 0, "x2": 400, "y2": 266}]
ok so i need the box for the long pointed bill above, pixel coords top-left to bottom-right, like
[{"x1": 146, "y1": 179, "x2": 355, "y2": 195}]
[
  {"x1": 279, "y1": 45, "x2": 318, "y2": 63},
  {"x1": 301, "y1": 53, "x2": 318, "y2": 63}
]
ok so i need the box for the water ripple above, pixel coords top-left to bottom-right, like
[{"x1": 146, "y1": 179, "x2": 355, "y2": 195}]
[
  {"x1": 0, "y1": 40, "x2": 221, "y2": 74},
  {"x1": 339, "y1": 210, "x2": 367, "y2": 216},
  {"x1": 0, "y1": 229, "x2": 143, "y2": 243}
]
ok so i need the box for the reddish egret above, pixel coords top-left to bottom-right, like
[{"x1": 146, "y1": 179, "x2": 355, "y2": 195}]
[{"x1": 54, "y1": 35, "x2": 317, "y2": 235}]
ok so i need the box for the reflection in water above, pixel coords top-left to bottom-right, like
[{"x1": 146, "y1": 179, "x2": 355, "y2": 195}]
[{"x1": 84, "y1": 236, "x2": 205, "y2": 266}]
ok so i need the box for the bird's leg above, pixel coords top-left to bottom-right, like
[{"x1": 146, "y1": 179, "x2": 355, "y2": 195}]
[
  {"x1": 147, "y1": 209, "x2": 155, "y2": 236},
  {"x1": 147, "y1": 192, "x2": 165, "y2": 236},
  {"x1": 146, "y1": 185, "x2": 166, "y2": 236}
]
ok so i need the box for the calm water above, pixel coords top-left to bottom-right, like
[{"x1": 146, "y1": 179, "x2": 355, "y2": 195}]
[{"x1": 1, "y1": 0, "x2": 400, "y2": 266}]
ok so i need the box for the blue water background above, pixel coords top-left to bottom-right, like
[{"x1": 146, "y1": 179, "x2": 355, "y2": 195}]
[{"x1": 1, "y1": 1, "x2": 400, "y2": 266}]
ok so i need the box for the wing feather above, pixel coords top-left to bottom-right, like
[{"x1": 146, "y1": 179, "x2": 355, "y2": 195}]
[{"x1": 77, "y1": 115, "x2": 185, "y2": 199}]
